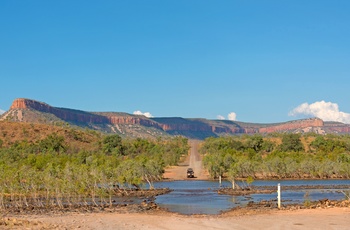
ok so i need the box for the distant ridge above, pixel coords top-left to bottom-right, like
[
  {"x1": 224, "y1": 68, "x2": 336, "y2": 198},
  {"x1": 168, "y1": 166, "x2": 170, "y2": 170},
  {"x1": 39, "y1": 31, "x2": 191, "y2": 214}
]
[{"x1": 1, "y1": 98, "x2": 350, "y2": 139}]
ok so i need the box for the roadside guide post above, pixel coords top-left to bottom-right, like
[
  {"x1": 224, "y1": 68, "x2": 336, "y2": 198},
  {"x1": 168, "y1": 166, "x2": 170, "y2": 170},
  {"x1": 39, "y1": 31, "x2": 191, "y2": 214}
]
[{"x1": 277, "y1": 183, "x2": 281, "y2": 209}]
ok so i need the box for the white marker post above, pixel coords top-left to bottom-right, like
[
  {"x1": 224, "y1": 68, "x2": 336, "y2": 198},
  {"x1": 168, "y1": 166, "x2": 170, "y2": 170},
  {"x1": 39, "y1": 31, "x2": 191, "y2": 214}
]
[
  {"x1": 219, "y1": 175, "x2": 222, "y2": 187},
  {"x1": 277, "y1": 183, "x2": 281, "y2": 209}
]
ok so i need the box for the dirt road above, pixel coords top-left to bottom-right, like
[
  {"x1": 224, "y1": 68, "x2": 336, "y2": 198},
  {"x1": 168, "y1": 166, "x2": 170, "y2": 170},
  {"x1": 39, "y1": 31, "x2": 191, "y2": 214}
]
[{"x1": 163, "y1": 140, "x2": 209, "y2": 180}]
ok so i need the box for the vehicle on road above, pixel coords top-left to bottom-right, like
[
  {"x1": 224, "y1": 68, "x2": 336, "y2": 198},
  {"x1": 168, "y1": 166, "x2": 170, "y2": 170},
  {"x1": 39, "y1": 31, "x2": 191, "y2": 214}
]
[{"x1": 187, "y1": 168, "x2": 194, "y2": 178}]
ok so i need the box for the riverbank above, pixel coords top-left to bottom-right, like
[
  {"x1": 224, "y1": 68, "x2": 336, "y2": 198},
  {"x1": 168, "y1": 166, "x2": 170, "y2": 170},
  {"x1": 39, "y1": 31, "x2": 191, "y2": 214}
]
[
  {"x1": 218, "y1": 184, "x2": 350, "y2": 195},
  {"x1": 2, "y1": 205, "x2": 350, "y2": 230}
]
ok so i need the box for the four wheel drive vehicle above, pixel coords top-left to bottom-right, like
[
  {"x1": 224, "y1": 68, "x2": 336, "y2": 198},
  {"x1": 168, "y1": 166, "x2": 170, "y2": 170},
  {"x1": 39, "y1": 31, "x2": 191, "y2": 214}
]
[{"x1": 187, "y1": 168, "x2": 194, "y2": 178}]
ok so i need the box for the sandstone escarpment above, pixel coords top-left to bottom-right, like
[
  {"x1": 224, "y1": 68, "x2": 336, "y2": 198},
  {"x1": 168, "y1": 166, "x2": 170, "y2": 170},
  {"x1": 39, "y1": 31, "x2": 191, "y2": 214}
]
[
  {"x1": 107, "y1": 116, "x2": 163, "y2": 129},
  {"x1": 6, "y1": 98, "x2": 350, "y2": 139},
  {"x1": 259, "y1": 118, "x2": 324, "y2": 133},
  {"x1": 323, "y1": 122, "x2": 350, "y2": 133},
  {"x1": 151, "y1": 118, "x2": 259, "y2": 136},
  {"x1": 152, "y1": 118, "x2": 220, "y2": 134},
  {"x1": 212, "y1": 126, "x2": 257, "y2": 134},
  {"x1": 10, "y1": 99, "x2": 162, "y2": 128},
  {"x1": 161, "y1": 123, "x2": 212, "y2": 132},
  {"x1": 10, "y1": 98, "x2": 109, "y2": 124}
]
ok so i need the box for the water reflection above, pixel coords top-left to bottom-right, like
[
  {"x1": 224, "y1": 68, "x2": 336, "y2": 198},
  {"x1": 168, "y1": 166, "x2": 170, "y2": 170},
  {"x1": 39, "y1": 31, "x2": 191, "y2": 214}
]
[
  {"x1": 155, "y1": 181, "x2": 237, "y2": 215},
  {"x1": 154, "y1": 180, "x2": 350, "y2": 215}
]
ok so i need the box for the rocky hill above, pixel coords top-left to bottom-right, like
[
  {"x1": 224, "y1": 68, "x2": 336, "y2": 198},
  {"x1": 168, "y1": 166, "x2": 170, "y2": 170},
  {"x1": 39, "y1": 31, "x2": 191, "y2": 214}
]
[
  {"x1": 0, "y1": 120, "x2": 101, "y2": 150},
  {"x1": 2, "y1": 98, "x2": 350, "y2": 139}
]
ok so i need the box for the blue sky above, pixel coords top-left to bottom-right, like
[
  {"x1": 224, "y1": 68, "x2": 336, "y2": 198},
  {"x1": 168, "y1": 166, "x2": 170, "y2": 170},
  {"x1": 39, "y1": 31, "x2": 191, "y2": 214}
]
[{"x1": 1, "y1": 1, "x2": 350, "y2": 123}]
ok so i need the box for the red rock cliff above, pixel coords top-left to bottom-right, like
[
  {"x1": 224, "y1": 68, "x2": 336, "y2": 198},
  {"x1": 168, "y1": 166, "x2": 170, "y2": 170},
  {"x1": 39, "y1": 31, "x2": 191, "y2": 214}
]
[
  {"x1": 10, "y1": 98, "x2": 163, "y2": 128},
  {"x1": 11, "y1": 98, "x2": 50, "y2": 111},
  {"x1": 8, "y1": 99, "x2": 334, "y2": 137},
  {"x1": 107, "y1": 116, "x2": 163, "y2": 129},
  {"x1": 323, "y1": 122, "x2": 350, "y2": 133},
  {"x1": 11, "y1": 98, "x2": 109, "y2": 124},
  {"x1": 259, "y1": 118, "x2": 324, "y2": 133},
  {"x1": 212, "y1": 126, "x2": 257, "y2": 134}
]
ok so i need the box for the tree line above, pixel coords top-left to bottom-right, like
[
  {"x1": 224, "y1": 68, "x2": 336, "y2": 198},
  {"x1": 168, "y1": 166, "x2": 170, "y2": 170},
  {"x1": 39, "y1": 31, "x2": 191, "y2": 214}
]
[
  {"x1": 200, "y1": 133, "x2": 350, "y2": 185},
  {"x1": 0, "y1": 133, "x2": 189, "y2": 209}
]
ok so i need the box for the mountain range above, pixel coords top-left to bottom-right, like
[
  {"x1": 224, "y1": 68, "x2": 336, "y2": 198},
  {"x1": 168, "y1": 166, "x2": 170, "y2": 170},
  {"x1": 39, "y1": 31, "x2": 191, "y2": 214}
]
[{"x1": 1, "y1": 98, "x2": 350, "y2": 139}]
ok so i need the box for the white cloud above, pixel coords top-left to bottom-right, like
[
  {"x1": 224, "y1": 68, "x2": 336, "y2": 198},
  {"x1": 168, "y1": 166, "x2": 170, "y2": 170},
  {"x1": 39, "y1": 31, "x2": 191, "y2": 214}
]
[
  {"x1": 289, "y1": 100, "x2": 350, "y2": 124},
  {"x1": 228, "y1": 112, "x2": 237, "y2": 121},
  {"x1": 133, "y1": 110, "x2": 153, "y2": 118},
  {"x1": 217, "y1": 115, "x2": 225, "y2": 120},
  {"x1": 0, "y1": 109, "x2": 5, "y2": 115},
  {"x1": 217, "y1": 112, "x2": 238, "y2": 121}
]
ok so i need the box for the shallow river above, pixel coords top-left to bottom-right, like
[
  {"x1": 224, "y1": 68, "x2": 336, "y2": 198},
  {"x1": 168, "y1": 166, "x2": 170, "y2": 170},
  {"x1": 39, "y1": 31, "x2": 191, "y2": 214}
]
[{"x1": 153, "y1": 180, "x2": 350, "y2": 215}]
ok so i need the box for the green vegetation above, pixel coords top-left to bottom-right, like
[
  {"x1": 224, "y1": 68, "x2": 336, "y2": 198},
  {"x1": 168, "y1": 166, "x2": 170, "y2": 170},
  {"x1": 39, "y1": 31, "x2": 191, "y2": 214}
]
[
  {"x1": 0, "y1": 130, "x2": 189, "y2": 210},
  {"x1": 201, "y1": 134, "x2": 350, "y2": 184}
]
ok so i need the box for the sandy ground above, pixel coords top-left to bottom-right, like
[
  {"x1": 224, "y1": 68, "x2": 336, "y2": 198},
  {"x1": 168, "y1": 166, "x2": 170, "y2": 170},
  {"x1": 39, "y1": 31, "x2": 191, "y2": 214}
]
[{"x1": 4, "y1": 207, "x2": 350, "y2": 230}]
